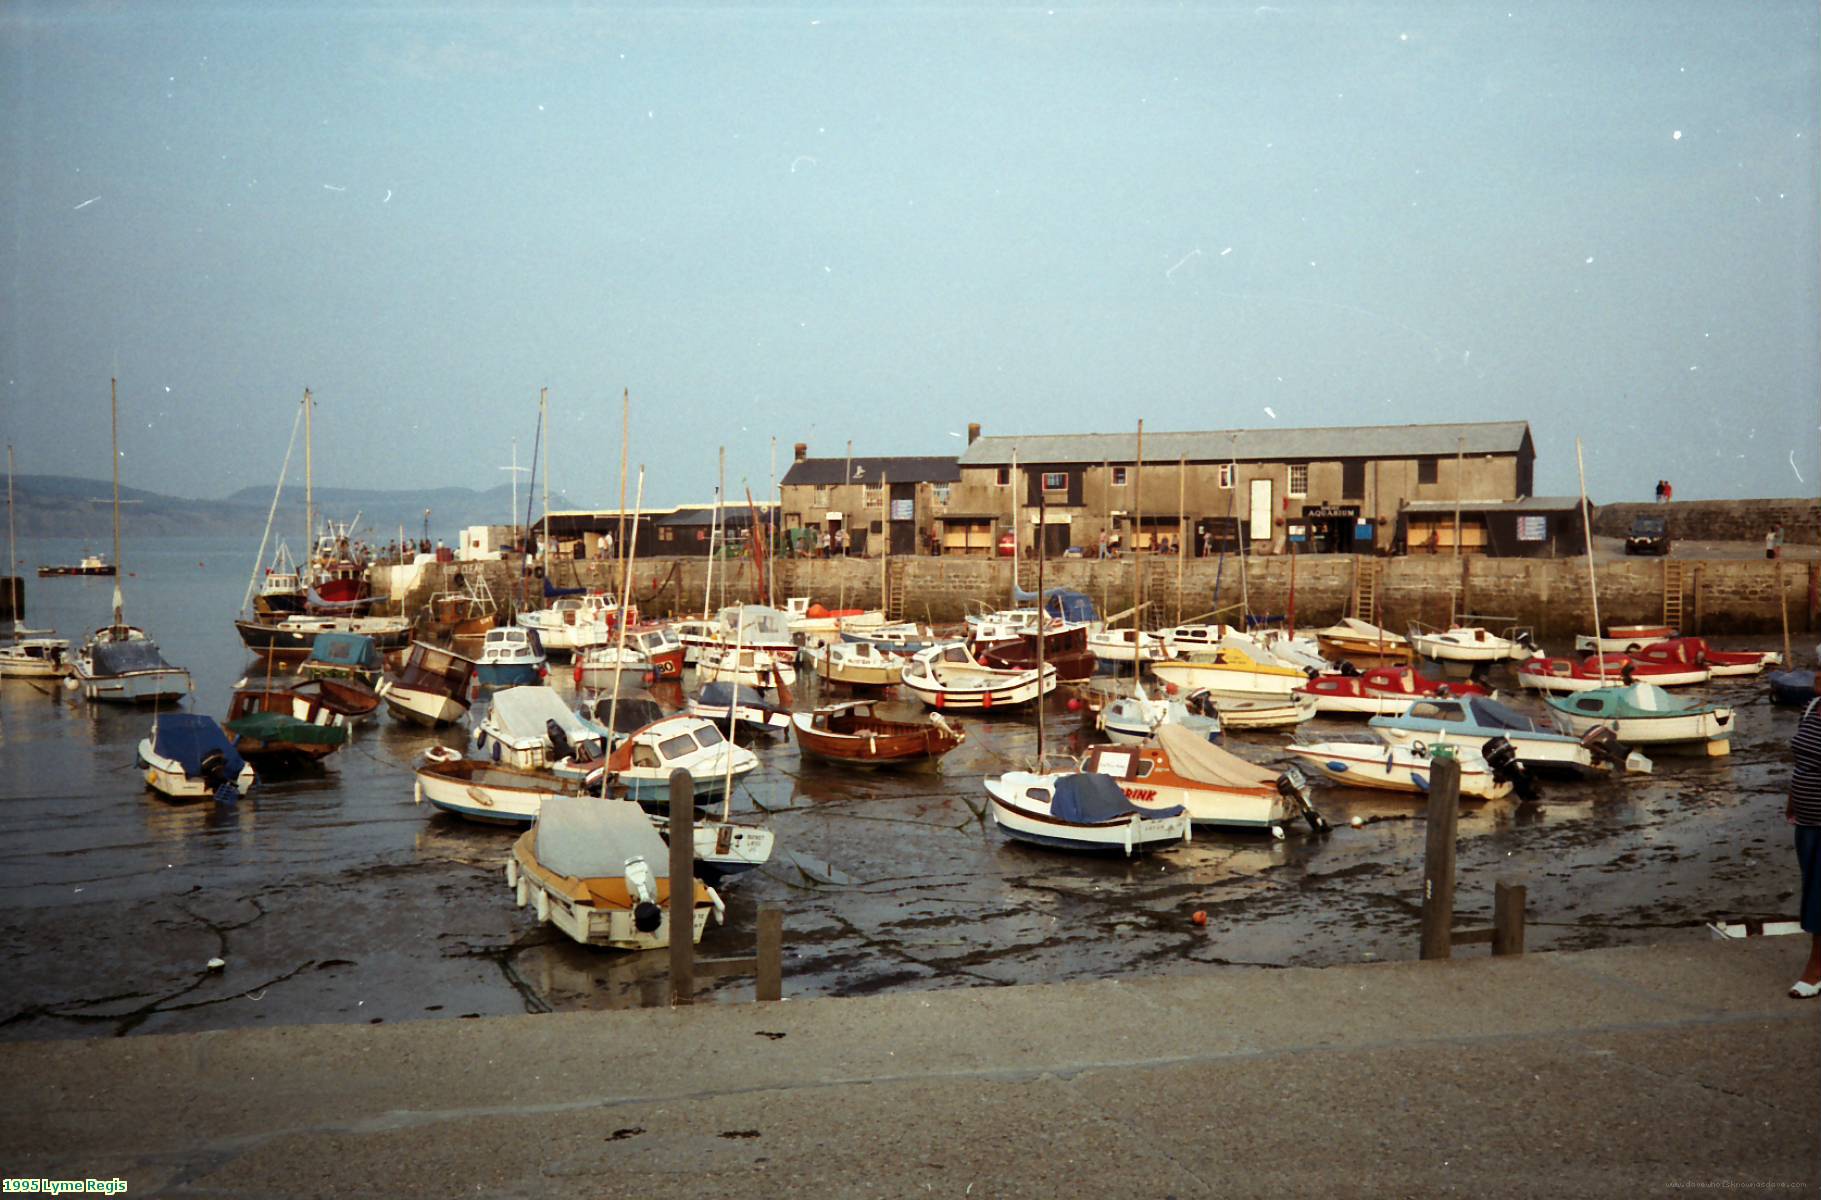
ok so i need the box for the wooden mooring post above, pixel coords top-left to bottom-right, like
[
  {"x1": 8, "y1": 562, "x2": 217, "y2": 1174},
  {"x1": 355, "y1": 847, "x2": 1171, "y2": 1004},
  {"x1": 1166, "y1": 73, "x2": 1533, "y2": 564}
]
[
  {"x1": 663, "y1": 768, "x2": 786, "y2": 1006},
  {"x1": 1419, "y1": 752, "x2": 1527, "y2": 960}
]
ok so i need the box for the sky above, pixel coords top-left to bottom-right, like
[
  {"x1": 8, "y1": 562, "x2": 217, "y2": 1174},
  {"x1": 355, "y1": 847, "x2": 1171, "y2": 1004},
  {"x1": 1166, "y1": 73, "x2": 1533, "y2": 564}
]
[{"x1": 2, "y1": 1, "x2": 1817, "y2": 512}]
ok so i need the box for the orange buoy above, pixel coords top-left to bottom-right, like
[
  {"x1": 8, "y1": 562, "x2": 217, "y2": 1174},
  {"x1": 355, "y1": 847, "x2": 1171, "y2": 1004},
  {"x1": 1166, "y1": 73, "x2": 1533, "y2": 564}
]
[{"x1": 1191, "y1": 910, "x2": 1208, "y2": 927}]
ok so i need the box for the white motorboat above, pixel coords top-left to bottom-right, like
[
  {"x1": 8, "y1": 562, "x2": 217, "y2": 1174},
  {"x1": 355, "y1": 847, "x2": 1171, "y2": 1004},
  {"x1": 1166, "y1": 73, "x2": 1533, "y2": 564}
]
[
  {"x1": 515, "y1": 593, "x2": 622, "y2": 656},
  {"x1": 1150, "y1": 642, "x2": 1309, "y2": 700},
  {"x1": 984, "y1": 770, "x2": 1189, "y2": 854},
  {"x1": 475, "y1": 626, "x2": 548, "y2": 692},
  {"x1": 1543, "y1": 683, "x2": 1734, "y2": 754},
  {"x1": 786, "y1": 597, "x2": 888, "y2": 643},
  {"x1": 599, "y1": 714, "x2": 760, "y2": 803},
  {"x1": 0, "y1": 636, "x2": 73, "y2": 679},
  {"x1": 1086, "y1": 627, "x2": 1169, "y2": 666},
  {"x1": 812, "y1": 640, "x2": 903, "y2": 687},
  {"x1": 899, "y1": 642, "x2": 1057, "y2": 711},
  {"x1": 1572, "y1": 624, "x2": 1677, "y2": 654},
  {"x1": 1314, "y1": 618, "x2": 1414, "y2": 665},
  {"x1": 686, "y1": 681, "x2": 793, "y2": 735},
  {"x1": 473, "y1": 685, "x2": 610, "y2": 776},
  {"x1": 377, "y1": 642, "x2": 479, "y2": 727},
  {"x1": 1285, "y1": 738, "x2": 1514, "y2": 800},
  {"x1": 697, "y1": 646, "x2": 798, "y2": 692},
  {"x1": 1082, "y1": 727, "x2": 1325, "y2": 836},
  {"x1": 1155, "y1": 623, "x2": 1241, "y2": 657},
  {"x1": 1369, "y1": 697, "x2": 1652, "y2": 775},
  {"x1": 507, "y1": 795, "x2": 721, "y2": 951},
  {"x1": 574, "y1": 644, "x2": 651, "y2": 690},
  {"x1": 1096, "y1": 682, "x2": 1220, "y2": 744},
  {"x1": 1408, "y1": 624, "x2": 1538, "y2": 664},
  {"x1": 138, "y1": 714, "x2": 256, "y2": 801},
  {"x1": 1205, "y1": 692, "x2": 1319, "y2": 730},
  {"x1": 1297, "y1": 673, "x2": 1423, "y2": 717}
]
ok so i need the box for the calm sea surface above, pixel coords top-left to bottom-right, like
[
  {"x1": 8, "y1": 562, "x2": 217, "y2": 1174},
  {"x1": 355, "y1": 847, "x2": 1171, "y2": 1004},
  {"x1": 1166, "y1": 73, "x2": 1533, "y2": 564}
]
[{"x1": 0, "y1": 535, "x2": 1806, "y2": 1040}]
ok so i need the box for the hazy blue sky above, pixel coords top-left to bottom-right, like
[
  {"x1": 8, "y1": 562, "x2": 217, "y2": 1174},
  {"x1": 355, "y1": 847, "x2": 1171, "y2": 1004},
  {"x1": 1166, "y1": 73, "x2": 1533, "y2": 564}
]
[{"x1": 3, "y1": 2, "x2": 1816, "y2": 510}]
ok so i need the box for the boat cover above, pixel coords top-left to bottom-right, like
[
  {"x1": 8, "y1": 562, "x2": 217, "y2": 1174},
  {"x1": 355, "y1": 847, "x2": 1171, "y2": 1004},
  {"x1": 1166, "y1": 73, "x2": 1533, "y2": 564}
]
[
  {"x1": 542, "y1": 577, "x2": 588, "y2": 598},
  {"x1": 697, "y1": 681, "x2": 782, "y2": 715},
  {"x1": 90, "y1": 639, "x2": 176, "y2": 675},
  {"x1": 307, "y1": 632, "x2": 383, "y2": 671},
  {"x1": 225, "y1": 710, "x2": 346, "y2": 747},
  {"x1": 1009, "y1": 585, "x2": 1101, "y2": 625},
  {"x1": 487, "y1": 685, "x2": 604, "y2": 750},
  {"x1": 1550, "y1": 683, "x2": 1705, "y2": 718},
  {"x1": 1768, "y1": 670, "x2": 1818, "y2": 706},
  {"x1": 533, "y1": 795, "x2": 672, "y2": 880},
  {"x1": 1461, "y1": 696, "x2": 1547, "y2": 733},
  {"x1": 1154, "y1": 726, "x2": 1279, "y2": 789},
  {"x1": 718, "y1": 605, "x2": 792, "y2": 638},
  {"x1": 1050, "y1": 773, "x2": 1184, "y2": 823},
  {"x1": 589, "y1": 693, "x2": 669, "y2": 735},
  {"x1": 150, "y1": 714, "x2": 247, "y2": 778}
]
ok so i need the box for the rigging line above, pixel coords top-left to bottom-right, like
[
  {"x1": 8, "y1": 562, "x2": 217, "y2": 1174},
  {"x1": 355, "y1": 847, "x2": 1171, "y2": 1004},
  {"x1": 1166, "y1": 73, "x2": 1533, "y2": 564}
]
[{"x1": 240, "y1": 399, "x2": 306, "y2": 618}]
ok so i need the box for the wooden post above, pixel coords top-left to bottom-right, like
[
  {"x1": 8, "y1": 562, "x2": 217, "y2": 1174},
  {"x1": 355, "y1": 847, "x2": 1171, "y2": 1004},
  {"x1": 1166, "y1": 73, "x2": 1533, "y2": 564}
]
[
  {"x1": 756, "y1": 908, "x2": 783, "y2": 1002},
  {"x1": 1419, "y1": 754, "x2": 1462, "y2": 960},
  {"x1": 1778, "y1": 558, "x2": 1791, "y2": 669},
  {"x1": 668, "y1": 768, "x2": 695, "y2": 1006},
  {"x1": 1492, "y1": 880, "x2": 1527, "y2": 956}
]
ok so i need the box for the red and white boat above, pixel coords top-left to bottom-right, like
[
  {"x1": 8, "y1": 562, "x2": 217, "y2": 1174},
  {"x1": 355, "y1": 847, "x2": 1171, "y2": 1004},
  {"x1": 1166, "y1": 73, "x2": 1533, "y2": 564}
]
[
  {"x1": 1573, "y1": 624, "x2": 1677, "y2": 654},
  {"x1": 1298, "y1": 672, "x2": 1422, "y2": 717},
  {"x1": 1517, "y1": 653, "x2": 1707, "y2": 693},
  {"x1": 1633, "y1": 637, "x2": 1780, "y2": 679},
  {"x1": 1360, "y1": 666, "x2": 1492, "y2": 702}
]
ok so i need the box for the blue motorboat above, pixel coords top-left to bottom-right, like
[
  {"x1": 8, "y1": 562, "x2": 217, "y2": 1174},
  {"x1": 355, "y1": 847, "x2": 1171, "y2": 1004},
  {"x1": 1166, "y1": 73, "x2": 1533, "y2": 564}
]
[{"x1": 1370, "y1": 696, "x2": 1652, "y2": 774}]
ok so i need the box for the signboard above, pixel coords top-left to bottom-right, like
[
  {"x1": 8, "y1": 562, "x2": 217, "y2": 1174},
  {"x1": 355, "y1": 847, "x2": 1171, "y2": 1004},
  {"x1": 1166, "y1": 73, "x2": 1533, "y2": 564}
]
[
  {"x1": 1303, "y1": 505, "x2": 1359, "y2": 519},
  {"x1": 1517, "y1": 515, "x2": 1547, "y2": 541},
  {"x1": 890, "y1": 499, "x2": 914, "y2": 521}
]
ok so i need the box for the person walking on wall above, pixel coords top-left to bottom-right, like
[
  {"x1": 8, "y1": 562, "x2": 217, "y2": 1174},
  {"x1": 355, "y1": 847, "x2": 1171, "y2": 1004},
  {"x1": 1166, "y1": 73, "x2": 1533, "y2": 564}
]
[
  {"x1": 1767, "y1": 526, "x2": 1784, "y2": 560},
  {"x1": 1787, "y1": 697, "x2": 1821, "y2": 998},
  {"x1": 1655, "y1": 480, "x2": 1666, "y2": 503}
]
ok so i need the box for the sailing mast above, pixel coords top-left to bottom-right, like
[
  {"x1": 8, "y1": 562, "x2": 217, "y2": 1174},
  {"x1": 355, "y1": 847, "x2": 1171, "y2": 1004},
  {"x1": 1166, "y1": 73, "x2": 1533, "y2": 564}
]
[
  {"x1": 604, "y1": 468, "x2": 646, "y2": 767},
  {"x1": 110, "y1": 378, "x2": 123, "y2": 628},
  {"x1": 1034, "y1": 487, "x2": 1047, "y2": 768},
  {"x1": 540, "y1": 386, "x2": 550, "y2": 562},
  {"x1": 5, "y1": 444, "x2": 15, "y2": 641},
  {"x1": 1576, "y1": 438, "x2": 1607, "y2": 684},
  {"x1": 1134, "y1": 419, "x2": 1144, "y2": 639},
  {"x1": 303, "y1": 388, "x2": 314, "y2": 584},
  {"x1": 1010, "y1": 448, "x2": 1020, "y2": 603}
]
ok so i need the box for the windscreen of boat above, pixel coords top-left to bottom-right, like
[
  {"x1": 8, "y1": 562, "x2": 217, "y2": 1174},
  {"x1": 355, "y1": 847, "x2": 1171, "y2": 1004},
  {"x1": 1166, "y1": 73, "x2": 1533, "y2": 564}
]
[
  {"x1": 91, "y1": 639, "x2": 176, "y2": 675},
  {"x1": 694, "y1": 724, "x2": 725, "y2": 748},
  {"x1": 658, "y1": 732, "x2": 697, "y2": 760},
  {"x1": 592, "y1": 696, "x2": 667, "y2": 734},
  {"x1": 1465, "y1": 697, "x2": 1543, "y2": 732},
  {"x1": 533, "y1": 795, "x2": 671, "y2": 880},
  {"x1": 396, "y1": 645, "x2": 476, "y2": 690},
  {"x1": 1050, "y1": 773, "x2": 1183, "y2": 822}
]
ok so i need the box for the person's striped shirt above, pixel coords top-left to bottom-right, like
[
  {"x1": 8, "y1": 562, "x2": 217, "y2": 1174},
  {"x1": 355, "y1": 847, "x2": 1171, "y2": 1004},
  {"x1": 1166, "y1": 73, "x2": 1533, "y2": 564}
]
[{"x1": 1791, "y1": 699, "x2": 1821, "y2": 826}]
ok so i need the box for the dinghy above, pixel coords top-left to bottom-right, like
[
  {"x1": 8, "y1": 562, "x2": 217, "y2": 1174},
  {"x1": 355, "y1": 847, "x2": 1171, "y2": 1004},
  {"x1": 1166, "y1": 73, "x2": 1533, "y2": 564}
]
[
  {"x1": 1572, "y1": 624, "x2": 1677, "y2": 654},
  {"x1": 1314, "y1": 617, "x2": 1414, "y2": 666},
  {"x1": 1285, "y1": 738, "x2": 1515, "y2": 799},
  {"x1": 0, "y1": 636, "x2": 72, "y2": 679},
  {"x1": 791, "y1": 700, "x2": 965, "y2": 768},
  {"x1": 1516, "y1": 654, "x2": 1706, "y2": 693},
  {"x1": 1370, "y1": 696, "x2": 1652, "y2": 775},
  {"x1": 1408, "y1": 624, "x2": 1538, "y2": 664},
  {"x1": 899, "y1": 643, "x2": 1056, "y2": 711},
  {"x1": 138, "y1": 713, "x2": 256, "y2": 801},
  {"x1": 1096, "y1": 682, "x2": 1221, "y2": 745},
  {"x1": 984, "y1": 771, "x2": 1189, "y2": 855},
  {"x1": 1084, "y1": 726, "x2": 1325, "y2": 836}
]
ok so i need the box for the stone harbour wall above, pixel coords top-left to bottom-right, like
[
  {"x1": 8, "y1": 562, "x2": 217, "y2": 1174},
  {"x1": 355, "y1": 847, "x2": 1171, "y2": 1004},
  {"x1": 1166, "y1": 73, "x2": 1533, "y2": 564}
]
[
  {"x1": 378, "y1": 551, "x2": 1821, "y2": 637},
  {"x1": 1593, "y1": 498, "x2": 1821, "y2": 544}
]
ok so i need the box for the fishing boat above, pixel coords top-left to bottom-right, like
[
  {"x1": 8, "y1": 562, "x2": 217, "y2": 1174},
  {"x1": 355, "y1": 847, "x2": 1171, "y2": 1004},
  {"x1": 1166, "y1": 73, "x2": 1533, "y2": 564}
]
[
  {"x1": 697, "y1": 646, "x2": 798, "y2": 692},
  {"x1": 1408, "y1": 623, "x2": 1539, "y2": 663},
  {"x1": 1096, "y1": 682, "x2": 1221, "y2": 744},
  {"x1": 1543, "y1": 683, "x2": 1734, "y2": 754},
  {"x1": 0, "y1": 637, "x2": 72, "y2": 679},
  {"x1": 1285, "y1": 738, "x2": 1516, "y2": 799},
  {"x1": 676, "y1": 605, "x2": 798, "y2": 665},
  {"x1": 515, "y1": 593, "x2": 622, "y2": 656},
  {"x1": 1573, "y1": 624, "x2": 1678, "y2": 654},
  {"x1": 688, "y1": 681, "x2": 793, "y2": 736},
  {"x1": 377, "y1": 641, "x2": 479, "y2": 727},
  {"x1": 137, "y1": 713, "x2": 256, "y2": 801},
  {"x1": 473, "y1": 684, "x2": 610, "y2": 775},
  {"x1": 299, "y1": 632, "x2": 387, "y2": 689},
  {"x1": 475, "y1": 626, "x2": 548, "y2": 692},
  {"x1": 1297, "y1": 672, "x2": 1422, "y2": 717},
  {"x1": 598, "y1": 714, "x2": 759, "y2": 804},
  {"x1": 813, "y1": 640, "x2": 906, "y2": 687},
  {"x1": 973, "y1": 621, "x2": 1098, "y2": 683},
  {"x1": 507, "y1": 795, "x2": 721, "y2": 951},
  {"x1": 1631, "y1": 637, "x2": 1779, "y2": 678},
  {"x1": 1360, "y1": 666, "x2": 1492, "y2": 703},
  {"x1": 1150, "y1": 642, "x2": 1310, "y2": 700},
  {"x1": 234, "y1": 611, "x2": 412, "y2": 657},
  {"x1": 627, "y1": 625, "x2": 685, "y2": 680},
  {"x1": 792, "y1": 700, "x2": 965, "y2": 767},
  {"x1": 223, "y1": 679, "x2": 355, "y2": 769},
  {"x1": 983, "y1": 770, "x2": 1189, "y2": 855},
  {"x1": 1314, "y1": 617, "x2": 1415, "y2": 666},
  {"x1": 1083, "y1": 726, "x2": 1326, "y2": 835},
  {"x1": 37, "y1": 553, "x2": 114, "y2": 577},
  {"x1": 1516, "y1": 654, "x2": 1706, "y2": 693},
  {"x1": 1370, "y1": 696, "x2": 1652, "y2": 775},
  {"x1": 73, "y1": 624, "x2": 193, "y2": 704},
  {"x1": 575, "y1": 626, "x2": 684, "y2": 688},
  {"x1": 898, "y1": 642, "x2": 1057, "y2": 711}
]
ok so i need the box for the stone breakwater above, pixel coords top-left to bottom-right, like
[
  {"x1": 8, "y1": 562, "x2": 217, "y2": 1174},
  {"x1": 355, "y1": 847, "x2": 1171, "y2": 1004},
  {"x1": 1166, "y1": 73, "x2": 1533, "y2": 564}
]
[
  {"x1": 1593, "y1": 498, "x2": 1820, "y2": 544},
  {"x1": 378, "y1": 552, "x2": 1821, "y2": 637}
]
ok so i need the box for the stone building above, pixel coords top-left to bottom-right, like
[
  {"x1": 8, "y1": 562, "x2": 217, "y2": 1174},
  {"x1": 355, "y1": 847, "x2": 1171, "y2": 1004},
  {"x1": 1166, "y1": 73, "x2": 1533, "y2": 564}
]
[
  {"x1": 777, "y1": 446, "x2": 961, "y2": 557},
  {"x1": 945, "y1": 419, "x2": 1537, "y2": 557}
]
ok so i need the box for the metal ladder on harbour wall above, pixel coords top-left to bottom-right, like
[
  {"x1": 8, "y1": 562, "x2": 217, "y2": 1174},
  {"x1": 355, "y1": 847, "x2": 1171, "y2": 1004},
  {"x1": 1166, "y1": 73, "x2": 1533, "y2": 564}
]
[{"x1": 1663, "y1": 559, "x2": 1687, "y2": 630}]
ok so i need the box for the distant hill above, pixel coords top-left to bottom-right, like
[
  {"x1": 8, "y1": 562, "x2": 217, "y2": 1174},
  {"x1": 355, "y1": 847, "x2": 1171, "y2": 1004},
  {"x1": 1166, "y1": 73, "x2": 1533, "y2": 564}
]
[{"x1": 6, "y1": 475, "x2": 582, "y2": 542}]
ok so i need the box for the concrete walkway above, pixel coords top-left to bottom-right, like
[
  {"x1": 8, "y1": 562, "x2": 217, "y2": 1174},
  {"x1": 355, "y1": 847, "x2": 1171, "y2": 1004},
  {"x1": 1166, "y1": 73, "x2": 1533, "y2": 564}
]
[{"x1": 3, "y1": 937, "x2": 1816, "y2": 1198}]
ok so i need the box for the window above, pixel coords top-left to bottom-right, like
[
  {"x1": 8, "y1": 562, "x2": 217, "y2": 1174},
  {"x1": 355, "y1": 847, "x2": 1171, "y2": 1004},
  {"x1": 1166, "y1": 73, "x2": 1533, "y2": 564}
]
[
  {"x1": 1042, "y1": 471, "x2": 1067, "y2": 492},
  {"x1": 813, "y1": 487, "x2": 830, "y2": 506},
  {"x1": 933, "y1": 483, "x2": 951, "y2": 503},
  {"x1": 996, "y1": 467, "x2": 1012, "y2": 486},
  {"x1": 658, "y1": 527, "x2": 675, "y2": 542},
  {"x1": 864, "y1": 483, "x2": 883, "y2": 507},
  {"x1": 1288, "y1": 464, "x2": 1308, "y2": 497},
  {"x1": 1342, "y1": 460, "x2": 1365, "y2": 500},
  {"x1": 1217, "y1": 463, "x2": 1234, "y2": 489},
  {"x1": 1111, "y1": 467, "x2": 1128, "y2": 486},
  {"x1": 1418, "y1": 458, "x2": 1439, "y2": 485}
]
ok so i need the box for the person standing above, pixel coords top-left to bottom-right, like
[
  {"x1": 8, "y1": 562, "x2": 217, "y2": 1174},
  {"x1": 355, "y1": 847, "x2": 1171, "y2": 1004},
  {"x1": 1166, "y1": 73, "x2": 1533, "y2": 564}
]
[
  {"x1": 1767, "y1": 527, "x2": 1780, "y2": 560},
  {"x1": 1787, "y1": 698, "x2": 1821, "y2": 998},
  {"x1": 1655, "y1": 480, "x2": 1666, "y2": 503}
]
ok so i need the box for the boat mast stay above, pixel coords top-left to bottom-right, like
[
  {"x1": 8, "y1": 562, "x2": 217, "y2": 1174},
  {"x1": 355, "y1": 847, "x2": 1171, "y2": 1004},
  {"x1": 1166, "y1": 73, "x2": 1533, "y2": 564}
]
[
  {"x1": 1576, "y1": 437, "x2": 1607, "y2": 684},
  {"x1": 239, "y1": 396, "x2": 305, "y2": 618},
  {"x1": 603, "y1": 467, "x2": 646, "y2": 761},
  {"x1": 109, "y1": 378, "x2": 123, "y2": 628}
]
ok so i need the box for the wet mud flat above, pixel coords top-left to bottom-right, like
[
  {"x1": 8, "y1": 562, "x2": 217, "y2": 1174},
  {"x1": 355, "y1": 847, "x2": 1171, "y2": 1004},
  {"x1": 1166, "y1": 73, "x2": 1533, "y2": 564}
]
[{"x1": 0, "y1": 643, "x2": 1803, "y2": 1042}]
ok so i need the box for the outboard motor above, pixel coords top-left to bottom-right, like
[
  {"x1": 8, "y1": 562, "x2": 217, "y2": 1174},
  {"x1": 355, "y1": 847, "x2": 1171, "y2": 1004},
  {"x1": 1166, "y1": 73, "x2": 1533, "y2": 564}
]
[
  {"x1": 545, "y1": 717, "x2": 573, "y2": 762},
  {"x1": 1579, "y1": 726, "x2": 1634, "y2": 773},
  {"x1": 624, "y1": 856, "x2": 664, "y2": 934},
  {"x1": 1481, "y1": 735, "x2": 1537, "y2": 801},
  {"x1": 1338, "y1": 660, "x2": 1361, "y2": 678},
  {"x1": 199, "y1": 748, "x2": 238, "y2": 805},
  {"x1": 1276, "y1": 769, "x2": 1329, "y2": 833}
]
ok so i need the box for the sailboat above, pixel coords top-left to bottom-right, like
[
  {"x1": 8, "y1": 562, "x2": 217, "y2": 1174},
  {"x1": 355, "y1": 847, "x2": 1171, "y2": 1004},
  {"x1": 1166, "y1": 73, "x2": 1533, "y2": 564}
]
[
  {"x1": 1, "y1": 444, "x2": 74, "y2": 678},
  {"x1": 71, "y1": 381, "x2": 193, "y2": 703}
]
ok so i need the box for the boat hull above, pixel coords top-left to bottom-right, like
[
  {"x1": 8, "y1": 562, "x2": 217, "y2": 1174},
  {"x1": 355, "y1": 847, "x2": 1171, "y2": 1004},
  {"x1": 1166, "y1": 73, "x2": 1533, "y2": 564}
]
[
  {"x1": 77, "y1": 668, "x2": 192, "y2": 704},
  {"x1": 984, "y1": 776, "x2": 1188, "y2": 853},
  {"x1": 381, "y1": 685, "x2": 469, "y2": 727},
  {"x1": 509, "y1": 837, "x2": 712, "y2": 951},
  {"x1": 1285, "y1": 744, "x2": 1512, "y2": 798},
  {"x1": 1150, "y1": 661, "x2": 1305, "y2": 699}
]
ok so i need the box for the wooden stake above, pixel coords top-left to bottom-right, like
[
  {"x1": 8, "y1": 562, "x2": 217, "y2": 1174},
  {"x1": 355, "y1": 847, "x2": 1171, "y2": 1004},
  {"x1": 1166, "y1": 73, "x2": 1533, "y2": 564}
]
[
  {"x1": 668, "y1": 769, "x2": 695, "y2": 1006},
  {"x1": 1492, "y1": 880, "x2": 1527, "y2": 956},
  {"x1": 756, "y1": 908, "x2": 783, "y2": 1002},
  {"x1": 1419, "y1": 754, "x2": 1462, "y2": 960}
]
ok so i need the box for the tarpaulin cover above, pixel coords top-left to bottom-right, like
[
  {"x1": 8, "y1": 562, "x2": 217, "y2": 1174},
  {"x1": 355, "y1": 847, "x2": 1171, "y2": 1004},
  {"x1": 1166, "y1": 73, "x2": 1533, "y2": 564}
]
[
  {"x1": 90, "y1": 638, "x2": 176, "y2": 675},
  {"x1": 307, "y1": 633, "x2": 383, "y2": 671},
  {"x1": 1049, "y1": 772, "x2": 1183, "y2": 823},
  {"x1": 697, "y1": 681, "x2": 781, "y2": 715},
  {"x1": 543, "y1": 577, "x2": 588, "y2": 598},
  {"x1": 225, "y1": 710, "x2": 347, "y2": 747},
  {"x1": 1154, "y1": 725, "x2": 1279, "y2": 789},
  {"x1": 151, "y1": 714, "x2": 247, "y2": 778},
  {"x1": 486, "y1": 685, "x2": 604, "y2": 750},
  {"x1": 533, "y1": 795, "x2": 671, "y2": 880},
  {"x1": 588, "y1": 693, "x2": 668, "y2": 736},
  {"x1": 1010, "y1": 586, "x2": 1102, "y2": 625}
]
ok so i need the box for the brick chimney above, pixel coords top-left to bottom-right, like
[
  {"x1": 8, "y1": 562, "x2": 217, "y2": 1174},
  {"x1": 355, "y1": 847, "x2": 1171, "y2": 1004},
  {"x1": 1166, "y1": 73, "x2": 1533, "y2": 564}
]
[
  {"x1": 967, "y1": 422, "x2": 981, "y2": 444},
  {"x1": 794, "y1": 442, "x2": 808, "y2": 462}
]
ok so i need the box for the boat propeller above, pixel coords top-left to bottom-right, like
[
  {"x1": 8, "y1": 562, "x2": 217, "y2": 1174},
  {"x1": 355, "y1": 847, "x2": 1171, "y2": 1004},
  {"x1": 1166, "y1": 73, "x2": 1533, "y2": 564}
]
[{"x1": 1579, "y1": 726, "x2": 1634, "y2": 773}]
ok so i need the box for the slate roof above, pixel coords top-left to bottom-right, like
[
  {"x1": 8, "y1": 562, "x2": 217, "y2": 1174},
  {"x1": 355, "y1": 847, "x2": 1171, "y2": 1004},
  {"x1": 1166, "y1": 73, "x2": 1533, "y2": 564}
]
[
  {"x1": 781, "y1": 456, "x2": 962, "y2": 487},
  {"x1": 956, "y1": 421, "x2": 1532, "y2": 466}
]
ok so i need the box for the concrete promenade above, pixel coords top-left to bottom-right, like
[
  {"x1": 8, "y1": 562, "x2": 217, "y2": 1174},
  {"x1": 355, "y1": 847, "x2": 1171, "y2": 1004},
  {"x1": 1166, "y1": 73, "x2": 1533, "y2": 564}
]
[{"x1": 3, "y1": 937, "x2": 1816, "y2": 1198}]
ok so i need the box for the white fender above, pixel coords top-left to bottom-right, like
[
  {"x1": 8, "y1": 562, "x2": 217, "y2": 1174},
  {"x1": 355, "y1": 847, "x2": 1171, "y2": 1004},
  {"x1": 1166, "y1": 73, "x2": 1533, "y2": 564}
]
[
  {"x1": 534, "y1": 886, "x2": 549, "y2": 923},
  {"x1": 504, "y1": 860, "x2": 517, "y2": 889},
  {"x1": 515, "y1": 876, "x2": 529, "y2": 908}
]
